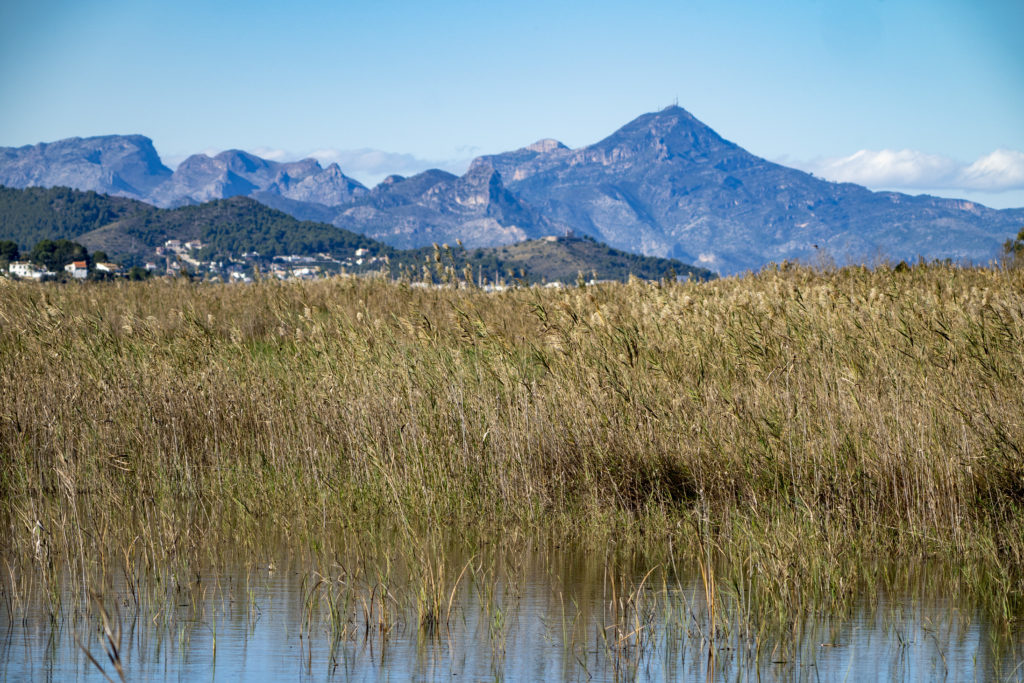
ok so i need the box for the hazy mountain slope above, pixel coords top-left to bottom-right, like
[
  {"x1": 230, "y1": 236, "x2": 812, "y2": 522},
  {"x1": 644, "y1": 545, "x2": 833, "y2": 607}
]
[
  {"x1": 0, "y1": 136, "x2": 368, "y2": 210},
  {"x1": 330, "y1": 164, "x2": 559, "y2": 249},
  {"x1": 150, "y1": 150, "x2": 368, "y2": 207},
  {"x1": 0, "y1": 135, "x2": 171, "y2": 201}
]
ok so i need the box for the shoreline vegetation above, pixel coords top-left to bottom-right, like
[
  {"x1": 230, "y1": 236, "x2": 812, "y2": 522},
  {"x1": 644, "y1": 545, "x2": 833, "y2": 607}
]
[{"x1": 1, "y1": 263, "x2": 1023, "y2": 667}]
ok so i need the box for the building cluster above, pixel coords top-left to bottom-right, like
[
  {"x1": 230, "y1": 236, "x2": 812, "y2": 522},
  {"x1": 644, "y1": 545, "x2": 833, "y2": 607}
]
[
  {"x1": 4, "y1": 259, "x2": 124, "y2": 281},
  {"x1": 3, "y1": 239, "x2": 391, "y2": 283},
  {"x1": 156, "y1": 239, "x2": 205, "y2": 273},
  {"x1": 150, "y1": 239, "x2": 388, "y2": 282},
  {"x1": 6, "y1": 261, "x2": 57, "y2": 281},
  {"x1": 260, "y1": 249, "x2": 385, "y2": 281}
]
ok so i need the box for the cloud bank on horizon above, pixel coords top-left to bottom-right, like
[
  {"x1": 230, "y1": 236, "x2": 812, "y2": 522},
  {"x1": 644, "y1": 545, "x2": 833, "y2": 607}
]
[
  {"x1": 795, "y1": 148, "x2": 1024, "y2": 200},
  {"x1": 305, "y1": 148, "x2": 474, "y2": 185}
]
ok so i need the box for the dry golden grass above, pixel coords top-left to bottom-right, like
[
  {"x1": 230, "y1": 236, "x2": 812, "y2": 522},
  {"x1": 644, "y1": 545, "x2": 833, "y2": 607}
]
[{"x1": 1, "y1": 264, "x2": 1022, "y2": 627}]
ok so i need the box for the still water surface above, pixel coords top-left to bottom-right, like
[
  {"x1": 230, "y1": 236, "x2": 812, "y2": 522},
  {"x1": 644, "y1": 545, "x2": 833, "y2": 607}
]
[{"x1": 3, "y1": 550, "x2": 1022, "y2": 682}]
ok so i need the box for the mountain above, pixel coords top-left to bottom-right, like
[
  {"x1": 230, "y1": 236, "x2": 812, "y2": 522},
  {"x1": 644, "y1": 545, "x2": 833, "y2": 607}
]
[
  {"x1": 150, "y1": 149, "x2": 368, "y2": 208},
  {"x1": 330, "y1": 163, "x2": 559, "y2": 249},
  {"x1": 477, "y1": 107, "x2": 1024, "y2": 273},
  {"x1": 3, "y1": 110, "x2": 1023, "y2": 274},
  {"x1": 0, "y1": 135, "x2": 171, "y2": 201},
  {"x1": 0, "y1": 136, "x2": 368, "y2": 210}
]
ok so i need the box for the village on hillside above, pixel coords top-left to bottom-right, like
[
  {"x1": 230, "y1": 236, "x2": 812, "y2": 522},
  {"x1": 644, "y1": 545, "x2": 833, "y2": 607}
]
[{"x1": 0, "y1": 237, "x2": 389, "y2": 283}]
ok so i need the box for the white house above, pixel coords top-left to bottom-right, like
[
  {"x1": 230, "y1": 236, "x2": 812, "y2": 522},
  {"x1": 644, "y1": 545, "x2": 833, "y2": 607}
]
[
  {"x1": 10, "y1": 262, "x2": 46, "y2": 280},
  {"x1": 65, "y1": 260, "x2": 88, "y2": 279},
  {"x1": 95, "y1": 262, "x2": 123, "y2": 275}
]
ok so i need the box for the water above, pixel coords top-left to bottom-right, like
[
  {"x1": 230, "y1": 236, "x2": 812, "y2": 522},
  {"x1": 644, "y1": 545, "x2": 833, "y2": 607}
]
[{"x1": 3, "y1": 551, "x2": 1022, "y2": 681}]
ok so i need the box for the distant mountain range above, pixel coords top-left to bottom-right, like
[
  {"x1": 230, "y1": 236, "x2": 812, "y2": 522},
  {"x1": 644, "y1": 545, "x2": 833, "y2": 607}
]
[{"x1": 3, "y1": 107, "x2": 1022, "y2": 274}]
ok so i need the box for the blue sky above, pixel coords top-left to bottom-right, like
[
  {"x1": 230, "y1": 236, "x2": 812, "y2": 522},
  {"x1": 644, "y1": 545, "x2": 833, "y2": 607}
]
[{"x1": 1, "y1": 0, "x2": 1022, "y2": 207}]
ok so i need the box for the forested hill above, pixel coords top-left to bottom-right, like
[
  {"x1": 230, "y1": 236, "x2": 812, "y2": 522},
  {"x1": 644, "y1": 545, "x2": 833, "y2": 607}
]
[
  {"x1": 391, "y1": 237, "x2": 714, "y2": 284},
  {"x1": 0, "y1": 185, "x2": 152, "y2": 248},
  {"x1": 83, "y1": 196, "x2": 385, "y2": 259}
]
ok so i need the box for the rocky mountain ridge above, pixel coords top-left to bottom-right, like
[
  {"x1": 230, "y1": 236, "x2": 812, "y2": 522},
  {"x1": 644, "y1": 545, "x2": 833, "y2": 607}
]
[
  {"x1": 0, "y1": 135, "x2": 171, "y2": 200},
  {"x1": 329, "y1": 162, "x2": 563, "y2": 249}
]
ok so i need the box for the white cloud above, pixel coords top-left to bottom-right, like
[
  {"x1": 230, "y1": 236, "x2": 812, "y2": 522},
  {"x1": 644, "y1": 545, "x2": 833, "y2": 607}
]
[
  {"x1": 799, "y1": 148, "x2": 1024, "y2": 195},
  {"x1": 811, "y1": 149, "x2": 958, "y2": 187},
  {"x1": 959, "y1": 149, "x2": 1024, "y2": 191},
  {"x1": 249, "y1": 146, "x2": 290, "y2": 162},
  {"x1": 307, "y1": 148, "x2": 472, "y2": 182}
]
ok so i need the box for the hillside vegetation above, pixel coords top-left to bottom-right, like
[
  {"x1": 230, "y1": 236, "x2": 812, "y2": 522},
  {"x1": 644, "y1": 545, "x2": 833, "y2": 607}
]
[
  {"x1": 391, "y1": 236, "x2": 713, "y2": 283},
  {"x1": 80, "y1": 196, "x2": 384, "y2": 258},
  {"x1": 0, "y1": 185, "x2": 150, "y2": 248}
]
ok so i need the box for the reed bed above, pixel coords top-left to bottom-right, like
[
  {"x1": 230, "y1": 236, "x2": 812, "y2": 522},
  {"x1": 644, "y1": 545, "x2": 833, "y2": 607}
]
[{"x1": 1, "y1": 263, "x2": 1023, "y2": 637}]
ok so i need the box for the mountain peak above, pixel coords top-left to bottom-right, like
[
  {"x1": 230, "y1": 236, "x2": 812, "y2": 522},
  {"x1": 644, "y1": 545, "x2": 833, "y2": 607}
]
[
  {"x1": 621, "y1": 105, "x2": 713, "y2": 137},
  {"x1": 592, "y1": 105, "x2": 731, "y2": 159},
  {"x1": 214, "y1": 149, "x2": 273, "y2": 174},
  {"x1": 18, "y1": 133, "x2": 159, "y2": 151},
  {"x1": 466, "y1": 158, "x2": 500, "y2": 177},
  {"x1": 526, "y1": 139, "x2": 568, "y2": 154},
  {"x1": 654, "y1": 104, "x2": 695, "y2": 117}
]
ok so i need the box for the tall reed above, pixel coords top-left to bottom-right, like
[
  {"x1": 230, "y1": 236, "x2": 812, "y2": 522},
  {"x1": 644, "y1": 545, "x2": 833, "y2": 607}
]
[{"x1": 1, "y1": 264, "x2": 1022, "y2": 626}]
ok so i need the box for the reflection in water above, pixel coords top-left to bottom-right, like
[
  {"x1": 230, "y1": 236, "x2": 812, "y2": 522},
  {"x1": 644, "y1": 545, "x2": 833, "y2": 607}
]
[{"x1": 2, "y1": 548, "x2": 1022, "y2": 682}]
